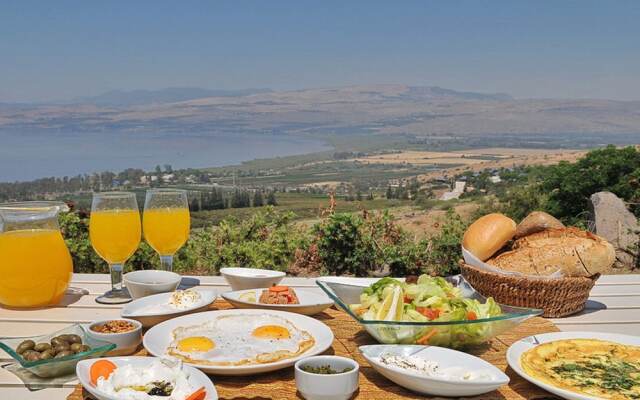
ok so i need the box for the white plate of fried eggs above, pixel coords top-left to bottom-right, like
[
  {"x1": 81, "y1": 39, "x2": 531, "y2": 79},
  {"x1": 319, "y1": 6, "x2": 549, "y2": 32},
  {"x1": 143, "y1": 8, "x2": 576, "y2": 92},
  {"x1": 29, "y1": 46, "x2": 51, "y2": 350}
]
[{"x1": 143, "y1": 309, "x2": 334, "y2": 375}]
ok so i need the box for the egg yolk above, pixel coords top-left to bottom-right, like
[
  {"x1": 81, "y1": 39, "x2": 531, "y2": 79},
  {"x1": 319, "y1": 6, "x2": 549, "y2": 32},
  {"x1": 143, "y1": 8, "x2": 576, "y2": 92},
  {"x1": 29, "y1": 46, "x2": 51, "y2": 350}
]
[
  {"x1": 177, "y1": 336, "x2": 215, "y2": 352},
  {"x1": 252, "y1": 325, "x2": 291, "y2": 339}
]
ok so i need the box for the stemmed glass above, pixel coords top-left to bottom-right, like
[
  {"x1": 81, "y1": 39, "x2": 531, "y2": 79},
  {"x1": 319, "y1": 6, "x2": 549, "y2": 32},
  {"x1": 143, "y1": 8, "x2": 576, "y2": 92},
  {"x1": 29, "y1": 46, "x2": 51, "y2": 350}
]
[
  {"x1": 143, "y1": 189, "x2": 190, "y2": 272},
  {"x1": 90, "y1": 192, "x2": 141, "y2": 304}
]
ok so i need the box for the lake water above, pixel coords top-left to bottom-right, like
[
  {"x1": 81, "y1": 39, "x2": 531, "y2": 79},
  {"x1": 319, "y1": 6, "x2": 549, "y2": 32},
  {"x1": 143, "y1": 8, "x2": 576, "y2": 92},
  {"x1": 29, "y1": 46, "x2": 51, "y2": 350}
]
[{"x1": 0, "y1": 130, "x2": 331, "y2": 182}]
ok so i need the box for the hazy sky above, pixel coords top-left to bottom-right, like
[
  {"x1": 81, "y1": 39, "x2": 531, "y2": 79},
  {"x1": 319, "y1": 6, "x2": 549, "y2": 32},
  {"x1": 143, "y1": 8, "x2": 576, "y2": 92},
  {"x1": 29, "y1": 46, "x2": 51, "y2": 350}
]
[{"x1": 2, "y1": 1, "x2": 640, "y2": 102}]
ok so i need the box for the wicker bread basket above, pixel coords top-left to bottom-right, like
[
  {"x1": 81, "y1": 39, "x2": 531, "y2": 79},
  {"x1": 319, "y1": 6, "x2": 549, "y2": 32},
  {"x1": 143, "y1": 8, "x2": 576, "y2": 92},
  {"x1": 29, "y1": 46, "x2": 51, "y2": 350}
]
[{"x1": 460, "y1": 262, "x2": 599, "y2": 318}]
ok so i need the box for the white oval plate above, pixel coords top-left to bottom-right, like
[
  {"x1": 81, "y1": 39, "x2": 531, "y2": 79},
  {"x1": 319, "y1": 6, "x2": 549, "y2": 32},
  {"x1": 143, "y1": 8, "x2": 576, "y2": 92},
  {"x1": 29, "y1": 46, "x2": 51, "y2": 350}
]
[
  {"x1": 76, "y1": 356, "x2": 217, "y2": 400},
  {"x1": 121, "y1": 289, "x2": 217, "y2": 328},
  {"x1": 360, "y1": 345, "x2": 509, "y2": 397},
  {"x1": 507, "y1": 331, "x2": 640, "y2": 400},
  {"x1": 221, "y1": 288, "x2": 333, "y2": 316},
  {"x1": 143, "y1": 309, "x2": 334, "y2": 376}
]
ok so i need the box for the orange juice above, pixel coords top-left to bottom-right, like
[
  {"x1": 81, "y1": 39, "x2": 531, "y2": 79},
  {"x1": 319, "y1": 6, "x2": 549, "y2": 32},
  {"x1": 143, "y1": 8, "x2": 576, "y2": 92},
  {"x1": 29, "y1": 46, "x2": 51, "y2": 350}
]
[
  {"x1": 90, "y1": 209, "x2": 141, "y2": 264},
  {"x1": 143, "y1": 208, "x2": 190, "y2": 255},
  {"x1": 0, "y1": 229, "x2": 73, "y2": 308}
]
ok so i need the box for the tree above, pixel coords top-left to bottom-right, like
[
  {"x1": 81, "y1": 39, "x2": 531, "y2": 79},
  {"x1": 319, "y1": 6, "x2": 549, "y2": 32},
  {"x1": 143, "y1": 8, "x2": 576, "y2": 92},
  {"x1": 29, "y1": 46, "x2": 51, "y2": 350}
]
[
  {"x1": 253, "y1": 190, "x2": 264, "y2": 207},
  {"x1": 541, "y1": 145, "x2": 640, "y2": 220},
  {"x1": 386, "y1": 185, "x2": 393, "y2": 199},
  {"x1": 266, "y1": 191, "x2": 277, "y2": 206}
]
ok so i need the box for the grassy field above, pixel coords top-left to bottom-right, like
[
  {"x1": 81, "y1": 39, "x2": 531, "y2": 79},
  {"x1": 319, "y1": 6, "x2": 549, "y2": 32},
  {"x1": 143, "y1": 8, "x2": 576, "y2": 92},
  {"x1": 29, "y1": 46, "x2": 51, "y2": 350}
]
[{"x1": 210, "y1": 161, "x2": 457, "y2": 187}]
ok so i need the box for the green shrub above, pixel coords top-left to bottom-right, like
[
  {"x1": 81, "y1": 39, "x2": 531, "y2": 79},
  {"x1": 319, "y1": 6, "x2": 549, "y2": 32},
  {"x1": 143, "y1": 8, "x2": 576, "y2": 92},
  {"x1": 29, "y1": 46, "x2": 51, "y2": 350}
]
[
  {"x1": 173, "y1": 206, "x2": 308, "y2": 274},
  {"x1": 61, "y1": 203, "x2": 469, "y2": 277}
]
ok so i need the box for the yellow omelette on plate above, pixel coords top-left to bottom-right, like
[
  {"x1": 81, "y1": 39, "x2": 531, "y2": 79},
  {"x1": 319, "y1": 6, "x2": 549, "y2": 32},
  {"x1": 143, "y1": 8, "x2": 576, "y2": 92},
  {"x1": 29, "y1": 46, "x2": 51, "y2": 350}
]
[{"x1": 520, "y1": 338, "x2": 640, "y2": 400}]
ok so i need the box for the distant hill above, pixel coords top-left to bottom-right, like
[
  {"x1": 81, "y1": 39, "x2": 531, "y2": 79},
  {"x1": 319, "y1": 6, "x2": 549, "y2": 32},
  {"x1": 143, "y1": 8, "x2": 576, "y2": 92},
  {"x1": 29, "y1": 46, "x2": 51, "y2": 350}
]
[
  {"x1": 1, "y1": 84, "x2": 639, "y2": 142},
  {"x1": 65, "y1": 87, "x2": 273, "y2": 106}
]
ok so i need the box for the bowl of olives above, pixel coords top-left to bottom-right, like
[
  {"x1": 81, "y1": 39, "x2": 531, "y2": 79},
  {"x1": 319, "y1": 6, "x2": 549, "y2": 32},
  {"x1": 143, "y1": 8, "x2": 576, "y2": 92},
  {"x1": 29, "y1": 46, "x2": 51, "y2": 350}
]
[{"x1": 0, "y1": 324, "x2": 115, "y2": 377}]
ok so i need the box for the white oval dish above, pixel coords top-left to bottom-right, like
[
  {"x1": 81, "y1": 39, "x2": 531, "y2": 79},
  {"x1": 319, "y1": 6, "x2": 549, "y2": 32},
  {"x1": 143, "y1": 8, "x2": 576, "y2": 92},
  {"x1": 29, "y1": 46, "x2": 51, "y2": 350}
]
[
  {"x1": 222, "y1": 288, "x2": 333, "y2": 316},
  {"x1": 220, "y1": 267, "x2": 285, "y2": 290},
  {"x1": 295, "y1": 356, "x2": 359, "y2": 400},
  {"x1": 360, "y1": 345, "x2": 509, "y2": 397},
  {"x1": 123, "y1": 270, "x2": 181, "y2": 298},
  {"x1": 76, "y1": 356, "x2": 218, "y2": 400},
  {"x1": 507, "y1": 331, "x2": 640, "y2": 400},
  {"x1": 121, "y1": 289, "x2": 217, "y2": 328},
  {"x1": 86, "y1": 318, "x2": 142, "y2": 356},
  {"x1": 143, "y1": 309, "x2": 334, "y2": 376}
]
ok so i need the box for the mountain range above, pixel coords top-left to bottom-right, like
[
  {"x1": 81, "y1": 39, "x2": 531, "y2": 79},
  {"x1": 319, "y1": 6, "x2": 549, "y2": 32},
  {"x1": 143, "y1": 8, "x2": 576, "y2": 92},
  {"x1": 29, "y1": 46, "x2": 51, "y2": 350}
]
[{"x1": 1, "y1": 84, "x2": 639, "y2": 139}]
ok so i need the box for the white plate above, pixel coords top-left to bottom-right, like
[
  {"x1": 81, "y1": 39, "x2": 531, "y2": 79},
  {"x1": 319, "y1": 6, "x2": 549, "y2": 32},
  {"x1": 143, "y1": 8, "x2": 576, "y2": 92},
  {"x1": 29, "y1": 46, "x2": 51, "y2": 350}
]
[
  {"x1": 121, "y1": 289, "x2": 216, "y2": 328},
  {"x1": 76, "y1": 356, "x2": 218, "y2": 400},
  {"x1": 221, "y1": 288, "x2": 333, "y2": 316},
  {"x1": 507, "y1": 331, "x2": 640, "y2": 400},
  {"x1": 143, "y1": 309, "x2": 335, "y2": 376},
  {"x1": 360, "y1": 345, "x2": 509, "y2": 397}
]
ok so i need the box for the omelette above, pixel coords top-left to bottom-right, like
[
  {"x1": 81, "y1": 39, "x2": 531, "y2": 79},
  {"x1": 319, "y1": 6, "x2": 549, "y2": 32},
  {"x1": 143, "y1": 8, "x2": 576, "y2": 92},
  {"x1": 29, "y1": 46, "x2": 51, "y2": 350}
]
[{"x1": 521, "y1": 339, "x2": 640, "y2": 400}]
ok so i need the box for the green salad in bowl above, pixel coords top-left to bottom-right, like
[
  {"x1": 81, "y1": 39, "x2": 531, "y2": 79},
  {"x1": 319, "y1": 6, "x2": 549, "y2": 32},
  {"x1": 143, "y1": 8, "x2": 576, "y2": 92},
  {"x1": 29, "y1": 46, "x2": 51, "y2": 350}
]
[{"x1": 317, "y1": 275, "x2": 541, "y2": 348}]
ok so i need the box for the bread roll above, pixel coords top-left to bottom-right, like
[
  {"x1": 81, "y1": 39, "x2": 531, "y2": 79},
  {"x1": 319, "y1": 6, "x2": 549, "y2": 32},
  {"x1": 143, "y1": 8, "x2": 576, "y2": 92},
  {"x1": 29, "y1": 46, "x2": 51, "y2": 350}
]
[
  {"x1": 515, "y1": 211, "x2": 564, "y2": 238},
  {"x1": 488, "y1": 227, "x2": 616, "y2": 277},
  {"x1": 462, "y1": 213, "x2": 516, "y2": 261}
]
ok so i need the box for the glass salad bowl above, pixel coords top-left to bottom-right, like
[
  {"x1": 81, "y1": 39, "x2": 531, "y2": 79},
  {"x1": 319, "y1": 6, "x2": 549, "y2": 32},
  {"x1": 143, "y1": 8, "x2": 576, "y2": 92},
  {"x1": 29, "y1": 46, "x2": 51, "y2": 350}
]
[
  {"x1": 0, "y1": 324, "x2": 115, "y2": 377},
  {"x1": 316, "y1": 275, "x2": 542, "y2": 349}
]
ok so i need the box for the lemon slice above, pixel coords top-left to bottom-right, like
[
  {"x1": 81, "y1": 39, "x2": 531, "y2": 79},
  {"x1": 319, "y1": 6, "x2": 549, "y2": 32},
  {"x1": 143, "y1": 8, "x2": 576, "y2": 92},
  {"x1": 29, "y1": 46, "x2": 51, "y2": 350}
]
[
  {"x1": 376, "y1": 285, "x2": 404, "y2": 321},
  {"x1": 239, "y1": 291, "x2": 257, "y2": 303}
]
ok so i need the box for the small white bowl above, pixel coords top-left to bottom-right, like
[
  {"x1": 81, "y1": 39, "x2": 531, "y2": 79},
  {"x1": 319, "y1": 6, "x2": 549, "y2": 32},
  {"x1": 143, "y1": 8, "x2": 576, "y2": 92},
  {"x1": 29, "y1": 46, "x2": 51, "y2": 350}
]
[
  {"x1": 86, "y1": 318, "x2": 142, "y2": 356},
  {"x1": 295, "y1": 356, "x2": 359, "y2": 400},
  {"x1": 123, "y1": 270, "x2": 181, "y2": 298},
  {"x1": 220, "y1": 267, "x2": 285, "y2": 290}
]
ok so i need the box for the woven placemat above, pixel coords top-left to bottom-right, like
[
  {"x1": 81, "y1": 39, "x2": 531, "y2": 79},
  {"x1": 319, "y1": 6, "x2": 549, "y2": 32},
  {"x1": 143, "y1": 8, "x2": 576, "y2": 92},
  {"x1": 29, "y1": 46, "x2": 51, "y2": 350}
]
[{"x1": 68, "y1": 300, "x2": 559, "y2": 399}]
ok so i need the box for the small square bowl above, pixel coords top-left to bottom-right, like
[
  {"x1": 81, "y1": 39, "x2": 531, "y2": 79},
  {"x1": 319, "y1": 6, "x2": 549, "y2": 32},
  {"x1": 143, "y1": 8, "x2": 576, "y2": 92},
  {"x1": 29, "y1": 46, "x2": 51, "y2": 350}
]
[{"x1": 0, "y1": 324, "x2": 116, "y2": 378}]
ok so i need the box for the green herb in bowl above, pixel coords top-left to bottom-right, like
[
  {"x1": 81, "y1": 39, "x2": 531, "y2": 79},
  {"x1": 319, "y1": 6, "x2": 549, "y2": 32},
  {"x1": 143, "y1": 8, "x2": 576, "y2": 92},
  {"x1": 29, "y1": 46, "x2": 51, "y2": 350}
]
[{"x1": 300, "y1": 364, "x2": 354, "y2": 374}]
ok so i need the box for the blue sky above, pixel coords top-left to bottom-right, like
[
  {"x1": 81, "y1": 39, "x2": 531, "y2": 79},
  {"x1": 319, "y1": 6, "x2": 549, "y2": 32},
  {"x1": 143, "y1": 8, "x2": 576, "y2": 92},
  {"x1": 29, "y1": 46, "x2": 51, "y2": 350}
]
[{"x1": 1, "y1": 1, "x2": 639, "y2": 102}]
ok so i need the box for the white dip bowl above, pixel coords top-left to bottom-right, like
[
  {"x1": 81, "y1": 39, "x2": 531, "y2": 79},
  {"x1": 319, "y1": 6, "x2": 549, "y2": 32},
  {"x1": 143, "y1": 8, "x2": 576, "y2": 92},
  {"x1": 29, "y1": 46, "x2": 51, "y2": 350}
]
[
  {"x1": 220, "y1": 267, "x2": 285, "y2": 290},
  {"x1": 123, "y1": 270, "x2": 181, "y2": 299},
  {"x1": 86, "y1": 318, "x2": 142, "y2": 356}
]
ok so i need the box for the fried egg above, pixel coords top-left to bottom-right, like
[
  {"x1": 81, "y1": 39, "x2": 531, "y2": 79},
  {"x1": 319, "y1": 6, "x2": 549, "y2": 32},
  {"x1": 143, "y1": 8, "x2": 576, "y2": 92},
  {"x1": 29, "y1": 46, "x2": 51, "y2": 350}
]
[{"x1": 166, "y1": 314, "x2": 315, "y2": 366}]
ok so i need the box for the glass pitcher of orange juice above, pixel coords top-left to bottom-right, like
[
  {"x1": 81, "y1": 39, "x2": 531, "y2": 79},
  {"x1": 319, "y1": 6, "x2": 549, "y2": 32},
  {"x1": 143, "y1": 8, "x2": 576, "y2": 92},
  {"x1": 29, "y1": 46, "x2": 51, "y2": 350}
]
[{"x1": 0, "y1": 202, "x2": 73, "y2": 308}]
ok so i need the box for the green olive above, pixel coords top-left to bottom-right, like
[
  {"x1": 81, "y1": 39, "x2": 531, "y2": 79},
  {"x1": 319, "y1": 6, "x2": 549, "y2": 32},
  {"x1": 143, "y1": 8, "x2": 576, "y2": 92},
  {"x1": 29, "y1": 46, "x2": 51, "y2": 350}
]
[
  {"x1": 34, "y1": 342, "x2": 51, "y2": 352},
  {"x1": 66, "y1": 334, "x2": 82, "y2": 344},
  {"x1": 53, "y1": 343, "x2": 70, "y2": 354},
  {"x1": 69, "y1": 343, "x2": 83, "y2": 353},
  {"x1": 50, "y1": 337, "x2": 68, "y2": 347},
  {"x1": 54, "y1": 350, "x2": 74, "y2": 358},
  {"x1": 16, "y1": 340, "x2": 35, "y2": 354},
  {"x1": 23, "y1": 351, "x2": 41, "y2": 361},
  {"x1": 40, "y1": 349, "x2": 54, "y2": 360}
]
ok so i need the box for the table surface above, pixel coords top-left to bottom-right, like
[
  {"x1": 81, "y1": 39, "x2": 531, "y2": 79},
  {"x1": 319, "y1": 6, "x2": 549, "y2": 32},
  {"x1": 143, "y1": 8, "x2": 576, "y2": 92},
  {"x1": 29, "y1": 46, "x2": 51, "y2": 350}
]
[{"x1": 1, "y1": 273, "x2": 639, "y2": 399}]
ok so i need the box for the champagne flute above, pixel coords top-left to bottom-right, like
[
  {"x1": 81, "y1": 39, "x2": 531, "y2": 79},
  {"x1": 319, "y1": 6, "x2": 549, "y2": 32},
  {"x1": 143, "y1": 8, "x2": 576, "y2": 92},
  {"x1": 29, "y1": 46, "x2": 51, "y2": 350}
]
[
  {"x1": 143, "y1": 189, "x2": 190, "y2": 271},
  {"x1": 90, "y1": 192, "x2": 141, "y2": 304}
]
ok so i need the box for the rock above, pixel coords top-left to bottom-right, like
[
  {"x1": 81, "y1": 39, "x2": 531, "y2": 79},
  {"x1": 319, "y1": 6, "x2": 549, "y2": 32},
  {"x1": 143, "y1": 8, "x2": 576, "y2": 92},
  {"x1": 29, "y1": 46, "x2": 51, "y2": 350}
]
[{"x1": 589, "y1": 191, "x2": 639, "y2": 269}]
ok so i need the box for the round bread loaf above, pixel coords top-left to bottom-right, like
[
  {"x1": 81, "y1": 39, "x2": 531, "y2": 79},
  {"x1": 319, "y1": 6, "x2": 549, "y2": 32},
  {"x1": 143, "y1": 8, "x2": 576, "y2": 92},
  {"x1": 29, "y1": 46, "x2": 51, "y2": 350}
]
[
  {"x1": 488, "y1": 227, "x2": 616, "y2": 277},
  {"x1": 462, "y1": 213, "x2": 516, "y2": 261},
  {"x1": 515, "y1": 211, "x2": 564, "y2": 238}
]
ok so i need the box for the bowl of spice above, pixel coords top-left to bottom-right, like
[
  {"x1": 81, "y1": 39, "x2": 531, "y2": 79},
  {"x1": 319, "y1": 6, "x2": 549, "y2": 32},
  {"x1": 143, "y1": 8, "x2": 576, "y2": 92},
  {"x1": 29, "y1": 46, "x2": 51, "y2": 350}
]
[
  {"x1": 294, "y1": 356, "x2": 359, "y2": 400},
  {"x1": 87, "y1": 318, "x2": 142, "y2": 356}
]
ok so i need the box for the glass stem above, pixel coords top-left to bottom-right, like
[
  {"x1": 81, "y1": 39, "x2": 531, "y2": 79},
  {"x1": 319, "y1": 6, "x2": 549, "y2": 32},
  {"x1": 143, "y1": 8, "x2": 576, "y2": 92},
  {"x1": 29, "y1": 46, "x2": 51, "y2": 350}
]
[
  {"x1": 110, "y1": 263, "x2": 124, "y2": 292},
  {"x1": 160, "y1": 255, "x2": 174, "y2": 272}
]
